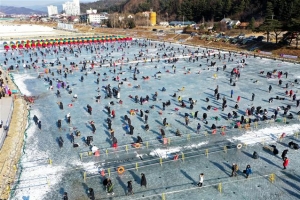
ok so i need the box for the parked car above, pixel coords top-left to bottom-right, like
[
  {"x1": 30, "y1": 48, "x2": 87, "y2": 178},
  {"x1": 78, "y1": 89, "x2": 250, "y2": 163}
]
[{"x1": 254, "y1": 36, "x2": 264, "y2": 42}]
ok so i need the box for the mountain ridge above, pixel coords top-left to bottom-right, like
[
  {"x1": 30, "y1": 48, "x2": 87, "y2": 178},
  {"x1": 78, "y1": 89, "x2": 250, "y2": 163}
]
[{"x1": 0, "y1": 5, "x2": 47, "y2": 15}]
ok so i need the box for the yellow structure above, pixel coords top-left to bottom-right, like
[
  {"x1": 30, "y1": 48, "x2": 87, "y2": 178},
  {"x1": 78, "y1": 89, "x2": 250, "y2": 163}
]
[{"x1": 150, "y1": 12, "x2": 157, "y2": 26}]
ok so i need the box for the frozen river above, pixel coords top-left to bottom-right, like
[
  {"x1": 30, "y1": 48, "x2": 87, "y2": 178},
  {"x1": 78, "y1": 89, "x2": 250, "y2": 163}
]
[{"x1": 1, "y1": 38, "x2": 300, "y2": 200}]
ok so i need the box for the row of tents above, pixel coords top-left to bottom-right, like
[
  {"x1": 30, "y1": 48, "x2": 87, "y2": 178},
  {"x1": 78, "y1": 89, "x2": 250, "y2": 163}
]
[{"x1": 3, "y1": 35, "x2": 133, "y2": 50}]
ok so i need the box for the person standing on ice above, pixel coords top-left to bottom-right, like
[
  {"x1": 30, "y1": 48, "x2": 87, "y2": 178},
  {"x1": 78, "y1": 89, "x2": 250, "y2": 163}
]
[
  {"x1": 141, "y1": 173, "x2": 147, "y2": 188},
  {"x1": 283, "y1": 157, "x2": 289, "y2": 169},
  {"x1": 268, "y1": 85, "x2": 272, "y2": 93},
  {"x1": 281, "y1": 149, "x2": 288, "y2": 160},
  {"x1": 127, "y1": 180, "x2": 134, "y2": 195},
  {"x1": 196, "y1": 123, "x2": 201, "y2": 134},
  {"x1": 230, "y1": 90, "x2": 233, "y2": 98},
  {"x1": 63, "y1": 192, "x2": 68, "y2": 200},
  {"x1": 237, "y1": 96, "x2": 241, "y2": 103},
  {"x1": 230, "y1": 163, "x2": 238, "y2": 177},
  {"x1": 197, "y1": 173, "x2": 204, "y2": 187},
  {"x1": 38, "y1": 121, "x2": 42, "y2": 130},
  {"x1": 185, "y1": 116, "x2": 189, "y2": 126},
  {"x1": 251, "y1": 93, "x2": 255, "y2": 101},
  {"x1": 107, "y1": 179, "x2": 114, "y2": 195},
  {"x1": 244, "y1": 165, "x2": 252, "y2": 178}
]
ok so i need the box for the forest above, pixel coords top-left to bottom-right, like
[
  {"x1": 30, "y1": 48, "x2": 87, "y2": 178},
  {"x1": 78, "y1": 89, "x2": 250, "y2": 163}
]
[{"x1": 81, "y1": 0, "x2": 300, "y2": 22}]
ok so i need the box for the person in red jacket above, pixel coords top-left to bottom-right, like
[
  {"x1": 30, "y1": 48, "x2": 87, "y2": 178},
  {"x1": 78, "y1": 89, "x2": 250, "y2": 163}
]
[
  {"x1": 111, "y1": 110, "x2": 115, "y2": 118},
  {"x1": 283, "y1": 157, "x2": 289, "y2": 169}
]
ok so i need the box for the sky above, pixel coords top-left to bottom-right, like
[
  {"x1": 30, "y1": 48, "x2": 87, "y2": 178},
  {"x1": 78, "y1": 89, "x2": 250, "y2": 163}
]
[{"x1": 0, "y1": 0, "x2": 94, "y2": 6}]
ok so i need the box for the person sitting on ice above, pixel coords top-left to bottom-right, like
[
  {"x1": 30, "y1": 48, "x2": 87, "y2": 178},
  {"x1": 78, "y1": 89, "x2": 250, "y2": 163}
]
[
  {"x1": 136, "y1": 136, "x2": 143, "y2": 144},
  {"x1": 289, "y1": 141, "x2": 299, "y2": 150},
  {"x1": 73, "y1": 94, "x2": 78, "y2": 99},
  {"x1": 91, "y1": 145, "x2": 99, "y2": 154},
  {"x1": 176, "y1": 129, "x2": 182, "y2": 137},
  {"x1": 162, "y1": 87, "x2": 166, "y2": 92},
  {"x1": 144, "y1": 124, "x2": 149, "y2": 131},
  {"x1": 211, "y1": 124, "x2": 216, "y2": 130},
  {"x1": 181, "y1": 101, "x2": 186, "y2": 108},
  {"x1": 227, "y1": 113, "x2": 232, "y2": 120}
]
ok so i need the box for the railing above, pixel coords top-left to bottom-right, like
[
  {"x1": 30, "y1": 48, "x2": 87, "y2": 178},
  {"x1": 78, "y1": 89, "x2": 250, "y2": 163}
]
[{"x1": 0, "y1": 97, "x2": 13, "y2": 150}]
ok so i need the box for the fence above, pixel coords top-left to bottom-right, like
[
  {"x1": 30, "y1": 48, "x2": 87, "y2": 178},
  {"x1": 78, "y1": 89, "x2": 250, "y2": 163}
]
[{"x1": 0, "y1": 98, "x2": 13, "y2": 150}]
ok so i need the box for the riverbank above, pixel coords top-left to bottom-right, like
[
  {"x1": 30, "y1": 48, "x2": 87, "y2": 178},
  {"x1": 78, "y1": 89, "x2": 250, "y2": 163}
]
[{"x1": 0, "y1": 70, "x2": 29, "y2": 199}]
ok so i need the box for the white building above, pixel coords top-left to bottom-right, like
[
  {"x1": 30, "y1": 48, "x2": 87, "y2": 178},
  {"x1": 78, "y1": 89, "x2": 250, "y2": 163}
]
[
  {"x1": 87, "y1": 9, "x2": 97, "y2": 14},
  {"x1": 63, "y1": 0, "x2": 80, "y2": 16},
  {"x1": 47, "y1": 5, "x2": 58, "y2": 17},
  {"x1": 88, "y1": 14, "x2": 108, "y2": 24}
]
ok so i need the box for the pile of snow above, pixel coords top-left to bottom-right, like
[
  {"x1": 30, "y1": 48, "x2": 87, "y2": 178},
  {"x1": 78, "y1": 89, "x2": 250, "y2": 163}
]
[
  {"x1": 150, "y1": 141, "x2": 208, "y2": 158},
  {"x1": 229, "y1": 124, "x2": 300, "y2": 145},
  {"x1": 12, "y1": 74, "x2": 36, "y2": 96}
]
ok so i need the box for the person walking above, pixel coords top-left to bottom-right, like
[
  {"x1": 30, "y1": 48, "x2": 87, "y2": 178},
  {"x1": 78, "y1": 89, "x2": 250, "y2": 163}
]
[
  {"x1": 230, "y1": 163, "x2": 238, "y2": 177},
  {"x1": 230, "y1": 90, "x2": 233, "y2": 98},
  {"x1": 196, "y1": 123, "x2": 201, "y2": 134},
  {"x1": 251, "y1": 93, "x2": 255, "y2": 101},
  {"x1": 283, "y1": 157, "x2": 289, "y2": 169},
  {"x1": 281, "y1": 149, "x2": 288, "y2": 160},
  {"x1": 197, "y1": 173, "x2": 204, "y2": 187},
  {"x1": 127, "y1": 180, "x2": 134, "y2": 195},
  {"x1": 141, "y1": 173, "x2": 147, "y2": 188},
  {"x1": 268, "y1": 85, "x2": 272, "y2": 93},
  {"x1": 244, "y1": 165, "x2": 252, "y2": 178}
]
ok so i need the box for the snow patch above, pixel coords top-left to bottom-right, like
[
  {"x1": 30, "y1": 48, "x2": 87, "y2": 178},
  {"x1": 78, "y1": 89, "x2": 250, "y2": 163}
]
[
  {"x1": 150, "y1": 141, "x2": 208, "y2": 158},
  {"x1": 12, "y1": 74, "x2": 36, "y2": 96},
  {"x1": 229, "y1": 124, "x2": 300, "y2": 145}
]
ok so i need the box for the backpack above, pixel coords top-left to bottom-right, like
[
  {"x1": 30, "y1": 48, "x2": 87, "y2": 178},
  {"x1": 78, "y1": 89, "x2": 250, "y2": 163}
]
[{"x1": 235, "y1": 164, "x2": 239, "y2": 171}]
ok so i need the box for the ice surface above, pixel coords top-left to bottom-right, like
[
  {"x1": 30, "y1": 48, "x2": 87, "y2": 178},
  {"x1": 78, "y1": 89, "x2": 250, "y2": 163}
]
[{"x1": 1, "y1": 38, "x2": 300, "y2": 200}]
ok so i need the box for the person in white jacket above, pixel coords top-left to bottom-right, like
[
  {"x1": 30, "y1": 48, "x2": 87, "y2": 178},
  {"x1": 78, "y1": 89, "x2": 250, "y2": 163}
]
[{"x1": 197, "y1": 173, "x2": 204, "y2": 187}]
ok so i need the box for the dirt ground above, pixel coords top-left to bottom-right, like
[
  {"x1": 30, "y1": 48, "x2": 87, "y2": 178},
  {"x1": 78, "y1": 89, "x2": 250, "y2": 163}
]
[{"x1": 0, "y1": 71, "x2": 28, "y2": 199}]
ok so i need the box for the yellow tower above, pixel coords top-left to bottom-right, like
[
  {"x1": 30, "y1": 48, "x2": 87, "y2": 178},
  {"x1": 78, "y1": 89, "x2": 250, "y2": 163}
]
[{"x1": 150, "y1": 12, "x2": 157, "y2": 26}]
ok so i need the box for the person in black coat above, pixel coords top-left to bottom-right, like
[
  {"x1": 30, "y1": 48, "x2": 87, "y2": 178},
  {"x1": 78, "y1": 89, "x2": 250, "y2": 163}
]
[
  {"x1": 58, "y1": 136, "x2": 64, "y2": 148},
  {"x1": 127, "y1": 181, "x2": 133, "y2": 195},
  {"x1": 91, "y1": 123, "x2": 96, "y2": 134},
  {"x1": 141, "y1": 173, "x2": 147, "y2": 187},
  {"x1": 136, "y1": 136, "x2": 143, "y2": 144},
  {"x1": 63, "y1": 192, "x2": 68, "y2": 200},
  {"x1": 38, "y1": 121, "x2": 42, "y2": 130},
  {"x1": 88, "y1": 188, "x2": 95, "y2": 200},
  {"x1": 129, "y1": 125, "x2": 134, "y2": 135},
  {"x1": 57, "y1": 119, "x2": 62, "y2": 129},
  {"x1": 281, "y1": 149, "x2": 288, "y2": 160}
]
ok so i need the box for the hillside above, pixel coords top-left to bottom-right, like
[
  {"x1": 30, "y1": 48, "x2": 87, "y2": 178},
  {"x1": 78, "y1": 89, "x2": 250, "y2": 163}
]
[
  {"x1": 0, "y1": 6, "x2": 46, "y2": 15},
  {"x1": 80, "y1": 0, "x2": 300, "y2": 23},
  {"x1": 80, "y1": 0, "x2": 127, "y2": 13}
]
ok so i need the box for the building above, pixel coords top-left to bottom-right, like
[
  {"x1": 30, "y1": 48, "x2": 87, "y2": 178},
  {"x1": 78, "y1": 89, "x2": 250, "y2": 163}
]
[
  {"x1": 63, "y1": 0, "x2": 80, "y2": 16},
  {"x1": 88, "y1": 13, "x2": 108, "y2": 24},
  {"x1": 220, "y1": 18, "x2": 241, "y2": 29},
  {"x1": 47, "y1": 5, "x2": 58, "y2": 17},
  {"x1": 86, "y1": 9, "x2": 97, "y2": 14}
]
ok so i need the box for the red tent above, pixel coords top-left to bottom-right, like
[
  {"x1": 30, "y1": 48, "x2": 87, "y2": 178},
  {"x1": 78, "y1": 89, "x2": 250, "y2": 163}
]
[{"x1": 4, "y1": 45, "x2": 10, "y2": 50}]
